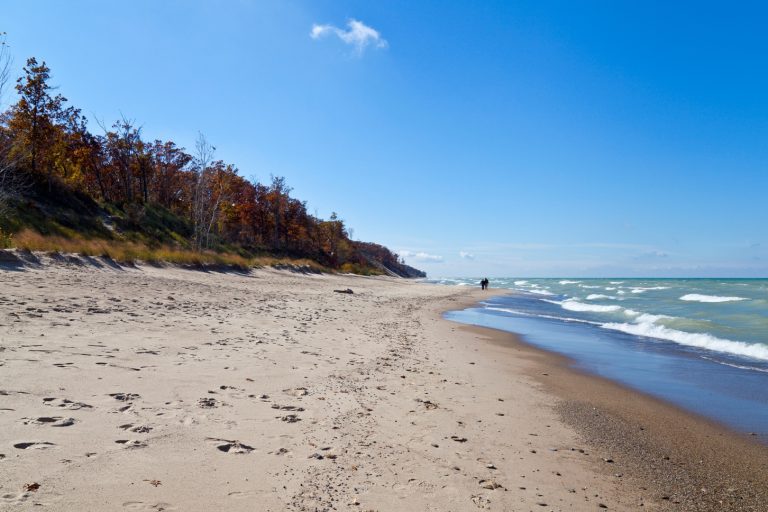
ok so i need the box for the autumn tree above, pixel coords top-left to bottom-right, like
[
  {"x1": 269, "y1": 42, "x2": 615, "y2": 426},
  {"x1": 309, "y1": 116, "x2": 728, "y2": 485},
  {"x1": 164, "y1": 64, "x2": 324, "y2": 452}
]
[
  {"x1": 100, "y1": 116, "x2": 144, "y2": 203},
  {"x1": 51, "y1": 106, "x2": 90, "y2": 190},
  {"x1": 266, "y1": 175, "x2": 291, "y2": 250},
  {"x1": 147, "y1": 140, "x2": 191, "y2": 210},
  {"x1": 318, "y1": 212, "x2": 351, "y2": 266},
  {"x1": 7, "y1": 58, "x2": 73, "y2": 190}
]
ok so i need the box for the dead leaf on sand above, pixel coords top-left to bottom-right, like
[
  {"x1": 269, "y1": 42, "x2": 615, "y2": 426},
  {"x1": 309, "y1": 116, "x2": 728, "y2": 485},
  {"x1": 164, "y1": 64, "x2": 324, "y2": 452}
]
[{"x1": 23, "y1": 482, "x2": 40, "y2": 492}]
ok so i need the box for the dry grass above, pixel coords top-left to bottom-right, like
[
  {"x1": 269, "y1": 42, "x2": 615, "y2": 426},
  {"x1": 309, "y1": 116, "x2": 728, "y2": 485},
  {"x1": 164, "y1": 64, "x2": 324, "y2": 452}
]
[{"x1": 10, "y1": 229, "x2": 329, "y2": 272}]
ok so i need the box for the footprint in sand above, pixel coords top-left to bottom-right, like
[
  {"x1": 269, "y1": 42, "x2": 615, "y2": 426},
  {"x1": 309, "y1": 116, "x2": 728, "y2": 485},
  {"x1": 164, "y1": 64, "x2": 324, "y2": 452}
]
[
  {"x1": 13, "y1": 441, "x2": 55, "y2": 450},
  {"x1": 227, "y1": 490, "x2": 260, "y2": 500},
  {"x1": 115, "y1": 439, "x2": 147, "y2": 449},
  {"x1": 22, "y1": 416, "x2": 76, "y2": 427},
  {"x1": 271, "y1": 404, "x2": 305, "y2": 412},
  {"x1": 415, "y1": 398, "x2": 439, "y2": 410},
  {"x1": 43, "y1": 398, "x2": 93, "y2": 410},
  {"x1": 119, "y1": 424, "x2": 153, "y2": 433},
  {"x1": 197, "y1": 398, "x2": 220, "y2": 408},
  {"x1": 284, "y1": 387, "x2": 309, "y2": 397},
  {"x1": 206, "y1": 437, "x2": 254, "y2": 454},
  {"x1": 122, "y1": 501, "x2": 176, "y2": 511},
  {"x1": 109, "y1": 393, "x2": 140, "y2": 402},
  {"x1": 471, "y1": 494, "x2": 492, "y2": 508},
  {"x1": 479, "y1": 479, "x2": 503, "y2": 490}
]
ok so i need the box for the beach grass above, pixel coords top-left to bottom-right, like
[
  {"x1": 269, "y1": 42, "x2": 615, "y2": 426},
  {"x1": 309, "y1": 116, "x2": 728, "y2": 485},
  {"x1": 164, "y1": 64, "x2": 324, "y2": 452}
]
[{"x1": 9, "y1": 229, "x2": 331, "y2": 271}]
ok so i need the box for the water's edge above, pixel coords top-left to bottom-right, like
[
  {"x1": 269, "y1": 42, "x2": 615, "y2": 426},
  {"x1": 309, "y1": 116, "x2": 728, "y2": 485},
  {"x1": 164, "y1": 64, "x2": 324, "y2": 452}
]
[{"x1": 445, "y1": 296, "x2": 768, "y2": 440}]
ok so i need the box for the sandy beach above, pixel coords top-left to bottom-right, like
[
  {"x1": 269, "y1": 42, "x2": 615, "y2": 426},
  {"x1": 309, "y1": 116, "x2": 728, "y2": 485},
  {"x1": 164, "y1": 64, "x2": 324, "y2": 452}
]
[{"x1": 2, "y1": 256, "x2": 767, "y2": 511}]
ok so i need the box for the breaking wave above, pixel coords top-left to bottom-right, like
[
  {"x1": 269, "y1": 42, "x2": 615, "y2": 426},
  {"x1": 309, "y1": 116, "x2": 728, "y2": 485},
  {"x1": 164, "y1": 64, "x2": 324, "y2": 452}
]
[
  {"x1": 680, "y1": 294, "x2": 748, "y2": 303},
  {"x1": 602, "y1": 319, "x2": 768, "y2": 361},
  {"x1": 543, "y1": 299, "x2": 622, "y2": 313}
]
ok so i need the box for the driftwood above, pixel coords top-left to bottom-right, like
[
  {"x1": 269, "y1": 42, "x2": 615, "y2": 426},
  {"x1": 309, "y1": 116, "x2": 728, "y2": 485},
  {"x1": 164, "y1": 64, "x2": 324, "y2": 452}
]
[{"x1": 333, "y1": 288, "x2": 354, "y2": 294}]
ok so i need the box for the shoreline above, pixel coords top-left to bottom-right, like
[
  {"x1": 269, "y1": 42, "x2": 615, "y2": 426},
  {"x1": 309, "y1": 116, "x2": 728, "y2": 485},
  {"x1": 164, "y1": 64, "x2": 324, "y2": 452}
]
[
  {"x1": 2, "y1": 260, "x2": 767, "y2": 511},
  {"x1": 444, "y1": 294, "x2": 768, "y2": 510}
]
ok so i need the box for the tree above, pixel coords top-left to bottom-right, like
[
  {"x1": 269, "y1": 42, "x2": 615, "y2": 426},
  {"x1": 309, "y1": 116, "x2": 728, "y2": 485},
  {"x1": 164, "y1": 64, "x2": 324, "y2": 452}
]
[
  {"x1": 0, "y1": 33, "x2": 26, "y2": 216},
  {"x1": 0, "y1": 33, "x2": 11, "y2": 105},
  {"x1": 148, "y1": 140, "x2": 191, "y2": 209},
  {"x1": 267, "y1": 175, "x2": 291, "y2": 250},
  {"x1": 191, "y1": 132, "x2": 223, "y2": 250},
  {"x1": 0, "y1": 123, "x2": 27, "y2": 217},
  {"x1": 101, "y1": 116, "x2": 143, "y2": 203},
  {"x1": 8, "y1": 58, "x2": 72, "y2": 190}
]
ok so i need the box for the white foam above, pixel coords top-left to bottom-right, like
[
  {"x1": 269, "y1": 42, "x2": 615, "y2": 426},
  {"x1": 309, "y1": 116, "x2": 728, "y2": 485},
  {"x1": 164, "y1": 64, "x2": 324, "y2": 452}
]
[
  {"x1": 630, "y1": 286, "x2": 669, "y2": 294},
  {"x1": 700, "y1": 356, "x2": 768, "y2": 373},
  {"x1": 580, "y1": 285, "x2": 601, "y2": 289},
  {"x1": 610, "y1": 281, "x2": 624, "y2": 284},
  {"x1": 484, "y1": 307, "x2": 602, "y2": 325},
  {"x1": 514, "y1": 280, "x2": 528, "y2": 285},
  {"x1": 634, "y1": 313, "x2": 671, "y2": 323},
  {"x1": 543, "y1": 299, "x2": 622, "y2": 313},
  {"x1": 517, "y1": 288, "x2": 554, "y2": 296},
  {"x1": 586, "y1": 294, "x2": 616, "y2": 300},
  {"x1": 602, "y1": 320, "x2": 768, "y2": 361},
  {"x1": 559, "y1": 280, "x2": 580, "y2": 285},
  {"x1": 680, "y1": 294, "x2": 748, "y2": 303}
]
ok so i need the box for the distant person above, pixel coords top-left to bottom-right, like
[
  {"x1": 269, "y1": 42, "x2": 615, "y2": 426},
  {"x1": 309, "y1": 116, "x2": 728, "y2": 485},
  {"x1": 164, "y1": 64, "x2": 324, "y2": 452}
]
[
  {"x1": 480, "y1": 278, "x2": 489, "y2": 290},
  {"x1": 484, "y1": 278, "x2": 489, "y2": 290}
]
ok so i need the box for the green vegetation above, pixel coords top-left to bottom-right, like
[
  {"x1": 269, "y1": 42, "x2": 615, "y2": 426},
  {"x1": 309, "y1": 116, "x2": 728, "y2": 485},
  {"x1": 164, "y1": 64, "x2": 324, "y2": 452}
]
[{"x1": 0, "y1": 227, "x2": 12, "y2": 249}]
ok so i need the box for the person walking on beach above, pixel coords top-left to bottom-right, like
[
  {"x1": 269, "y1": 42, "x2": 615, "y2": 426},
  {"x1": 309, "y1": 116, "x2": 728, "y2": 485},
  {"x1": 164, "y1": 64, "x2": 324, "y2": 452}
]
[{"x1": 480, "y1": 278, "x2": 489, "y2": 290}]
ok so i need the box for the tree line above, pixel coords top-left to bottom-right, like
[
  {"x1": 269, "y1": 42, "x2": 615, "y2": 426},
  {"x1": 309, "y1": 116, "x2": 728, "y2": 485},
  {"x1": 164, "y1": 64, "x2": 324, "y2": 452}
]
[{"x1": 0, "y1": 49, "x2": 415, "y2": 274}]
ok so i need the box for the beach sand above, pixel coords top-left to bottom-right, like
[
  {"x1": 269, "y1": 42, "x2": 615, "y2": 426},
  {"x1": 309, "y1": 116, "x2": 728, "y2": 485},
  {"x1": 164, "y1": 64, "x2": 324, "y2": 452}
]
[{"x1": 1, "y1": 256, "x2": 767, "y2": 511}]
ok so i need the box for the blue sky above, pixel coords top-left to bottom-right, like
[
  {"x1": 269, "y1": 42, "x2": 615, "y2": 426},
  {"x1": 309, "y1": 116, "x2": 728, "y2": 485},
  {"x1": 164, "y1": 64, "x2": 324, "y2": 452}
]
[{"x1": 3, "y1": 1, "x2": 767, "y2": 277}]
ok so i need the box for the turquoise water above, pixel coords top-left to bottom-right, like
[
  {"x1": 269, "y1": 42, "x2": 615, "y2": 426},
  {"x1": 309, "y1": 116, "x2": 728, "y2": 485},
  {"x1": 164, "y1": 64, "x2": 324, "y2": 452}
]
[{"x1": 435, "y1": 278, "x2": 768, "y2": 436}]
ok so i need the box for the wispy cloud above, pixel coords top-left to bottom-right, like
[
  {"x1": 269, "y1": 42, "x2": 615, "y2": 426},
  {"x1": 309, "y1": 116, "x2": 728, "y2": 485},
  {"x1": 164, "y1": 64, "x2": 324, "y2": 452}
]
[
  {"x1": 634, "y1": 250, "x2": 670, "y2": 260},
  {"x1": 400, "y1": 250, "x2": 443, "y2": 263},
  {"x1": 459, "y1": 251, "x2": 475, "y2": 260},
  {"x1": 310, "y1": 19, "x2": 387, "y2": 55}
]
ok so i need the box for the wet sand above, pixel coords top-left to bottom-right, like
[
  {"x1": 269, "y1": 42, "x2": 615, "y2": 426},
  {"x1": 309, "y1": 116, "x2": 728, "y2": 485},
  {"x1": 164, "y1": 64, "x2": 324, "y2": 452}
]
[
  {"x1": 1, "y1": 254, "x2": 767, "y2": 511},
  {"x1": 460, "y1": 323, "x2": 768, "y2": 511}
]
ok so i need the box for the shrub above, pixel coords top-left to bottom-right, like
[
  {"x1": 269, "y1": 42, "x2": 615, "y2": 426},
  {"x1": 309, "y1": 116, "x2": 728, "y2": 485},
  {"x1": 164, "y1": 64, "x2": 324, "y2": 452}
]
[{"x1": 0, "y1": 227, "x2": 12, "y2": 248}]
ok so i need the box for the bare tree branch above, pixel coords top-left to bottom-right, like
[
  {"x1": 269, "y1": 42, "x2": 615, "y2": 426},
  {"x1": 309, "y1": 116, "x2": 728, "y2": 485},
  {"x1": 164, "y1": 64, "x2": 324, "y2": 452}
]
[
  {"x1": 0, "y1": 32, "x2": 25, "y2": 217},
  {"x1": 192, "y1": 132, "x2": 215, "y2": 250},
  {"x1": 0, "y1": 32, "x2": 11, "y2": 107}
]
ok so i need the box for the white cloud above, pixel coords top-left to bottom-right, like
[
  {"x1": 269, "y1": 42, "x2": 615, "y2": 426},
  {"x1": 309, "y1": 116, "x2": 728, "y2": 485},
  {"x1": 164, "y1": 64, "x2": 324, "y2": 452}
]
[
  {"x1": 634, "y1": 250, "x2": 670, "y2": 260},
  {"x1": 400, "y1": 250, "x2": 443, "y2": 263},
  {"x1": 459, "y1": 251, "x2": 475, "y2": 260},
  {"x1": 310, "y1": 19, "x2": 387, "y2": 55}
]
